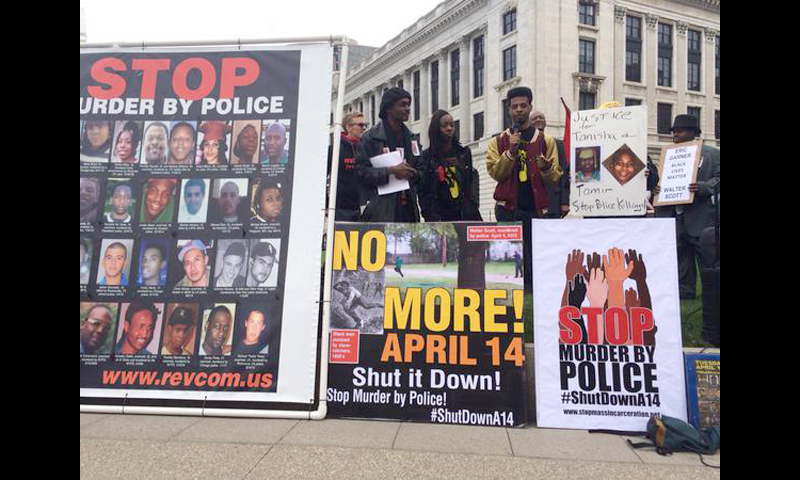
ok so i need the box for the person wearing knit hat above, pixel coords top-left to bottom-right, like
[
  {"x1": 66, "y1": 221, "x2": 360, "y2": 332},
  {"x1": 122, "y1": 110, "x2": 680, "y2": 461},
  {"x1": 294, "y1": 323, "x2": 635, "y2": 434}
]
[
  {"x1": 354, "y1": 87, "x2": 422, "y2": 222},
  {"x1": 198, "y1": 121, "x2": 232, "y2": 165}
]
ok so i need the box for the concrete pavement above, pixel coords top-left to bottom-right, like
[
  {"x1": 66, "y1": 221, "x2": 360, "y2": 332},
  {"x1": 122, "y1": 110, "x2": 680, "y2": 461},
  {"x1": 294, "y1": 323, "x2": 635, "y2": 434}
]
[{"x1": 80, "y1": 414, "x2": 719, "y2": 479}]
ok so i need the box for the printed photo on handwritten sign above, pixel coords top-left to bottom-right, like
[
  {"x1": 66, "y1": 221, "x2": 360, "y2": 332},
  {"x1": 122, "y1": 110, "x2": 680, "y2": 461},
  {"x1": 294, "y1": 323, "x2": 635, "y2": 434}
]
[
  {"x1": 653, "y1": 140, "x2": 703, "y2": 206},
  {"x1": 569, "y1": 106, "x2": 648, "y2": 217}
]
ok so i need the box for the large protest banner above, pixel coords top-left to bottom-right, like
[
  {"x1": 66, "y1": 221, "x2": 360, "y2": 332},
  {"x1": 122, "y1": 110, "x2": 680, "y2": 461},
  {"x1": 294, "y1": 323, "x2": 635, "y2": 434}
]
[
  {"x1": 569, "y1": 106, "x2": 648, "y2": 216},
  {"x1": 531, "y1": 219, "x2": 687, "y2": 430},
  {"x1": 327, "y1": 222, "x2": 527, "y2": 427},
  {"x1": 80, "y1": 44, "x2": 331, "y2": 412}
]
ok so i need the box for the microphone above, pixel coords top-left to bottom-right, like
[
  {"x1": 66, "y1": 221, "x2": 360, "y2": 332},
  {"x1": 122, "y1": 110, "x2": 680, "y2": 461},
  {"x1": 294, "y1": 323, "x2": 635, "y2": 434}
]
[{"x1": 512, "y1": 122, "x2": 521, "y2": 134}]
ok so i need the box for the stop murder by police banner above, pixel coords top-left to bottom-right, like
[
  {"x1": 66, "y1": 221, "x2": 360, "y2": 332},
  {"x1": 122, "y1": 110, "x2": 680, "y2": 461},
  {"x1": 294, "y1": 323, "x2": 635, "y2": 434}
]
[
  {"x1": 80, "y1": 44, "x2": 332, "y2": 411},
  {"x1": 531, "y1": 219, "x2": 687, "y2": 430},
  {"x1": 326, "y1": 222, "x2": 528, "y2": 427}
]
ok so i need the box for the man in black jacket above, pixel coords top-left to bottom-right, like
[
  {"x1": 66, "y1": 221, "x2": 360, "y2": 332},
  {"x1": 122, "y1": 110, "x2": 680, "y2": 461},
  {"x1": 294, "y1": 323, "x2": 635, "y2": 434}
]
[
  {"x1": 355, "y1": 88, "x2": 421, "y2": 222},
  {"x1": 328, "y1": 112, "x2": 368, "y2": 221}
]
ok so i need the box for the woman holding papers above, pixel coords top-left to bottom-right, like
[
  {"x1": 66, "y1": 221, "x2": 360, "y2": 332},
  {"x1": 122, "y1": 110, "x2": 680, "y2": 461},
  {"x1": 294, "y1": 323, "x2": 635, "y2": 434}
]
[{"x1": 418, "y1": 110, "x2": 482, "y2": 222}]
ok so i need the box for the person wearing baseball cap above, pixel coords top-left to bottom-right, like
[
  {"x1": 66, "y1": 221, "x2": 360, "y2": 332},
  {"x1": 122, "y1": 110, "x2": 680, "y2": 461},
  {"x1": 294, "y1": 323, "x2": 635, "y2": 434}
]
[
  {"x1": 655, "y1": 114, "x2": 720, "y2": 310},
  {"x1": 354, "y1": 87, "x2": 422, "y2": 222},
  {"x1": 161, "y1": 306, "x2": 196, "y2": 355},
  {"x1": 175, "y1": 240, "x2": 210, "y2": 288},
  {"x1": 246, "y1": 241, "x2": 278, "y2": 288}
]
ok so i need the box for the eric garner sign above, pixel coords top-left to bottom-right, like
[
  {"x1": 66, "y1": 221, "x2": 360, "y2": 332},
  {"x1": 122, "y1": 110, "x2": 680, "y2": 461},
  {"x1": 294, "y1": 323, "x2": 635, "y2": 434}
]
[
  {"x1": 653, "y1": 140, "x2": 703, "y2": 206},
  {"x1": 569, "y1": 106, "x2": 648, "y2": 216}
]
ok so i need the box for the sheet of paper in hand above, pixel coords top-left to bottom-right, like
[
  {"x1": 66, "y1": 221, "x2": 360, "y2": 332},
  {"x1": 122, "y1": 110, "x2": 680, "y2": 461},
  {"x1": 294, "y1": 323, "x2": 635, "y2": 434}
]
[{"x1": 370, "y1": 150, "x2": 410, "y2": 195}]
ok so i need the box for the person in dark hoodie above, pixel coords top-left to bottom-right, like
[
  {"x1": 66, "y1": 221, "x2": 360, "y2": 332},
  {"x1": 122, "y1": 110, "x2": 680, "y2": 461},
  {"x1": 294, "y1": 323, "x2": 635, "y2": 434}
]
[
  {"x1": 328, "y1": 111, "x2": 368, "y2": 221},
  {"x1": 418, "y1": 109, "x2": 482, "y2": 222},
  {"x1": 354, "y1": 87, "x2": 422, "y2": 222}
]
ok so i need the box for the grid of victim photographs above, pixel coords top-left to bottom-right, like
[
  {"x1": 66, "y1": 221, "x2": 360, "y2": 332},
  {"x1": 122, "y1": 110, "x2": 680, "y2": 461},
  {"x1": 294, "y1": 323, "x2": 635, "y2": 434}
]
[
  {"x1": 79, "y1": 119, "x2": 293, "y2": 169},
  {"x1": 81, "y1": 117, "x2": 294, "y2": 363},
  {"x1": 79, "y1": 301, "x2": 281, "y2": 358}
]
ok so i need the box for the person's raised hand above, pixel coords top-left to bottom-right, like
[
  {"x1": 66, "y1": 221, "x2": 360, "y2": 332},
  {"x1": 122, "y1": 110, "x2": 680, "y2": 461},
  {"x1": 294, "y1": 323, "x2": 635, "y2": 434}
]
[
  {"x1": 586, "y1": 267, "x2": 608, "y2": 309},
  {"x1": 603, "y1": 248, "x2": 634, "y2": 284},
  {"x1": 626, "y1": 249, "x2": 647, "y2": 283}
]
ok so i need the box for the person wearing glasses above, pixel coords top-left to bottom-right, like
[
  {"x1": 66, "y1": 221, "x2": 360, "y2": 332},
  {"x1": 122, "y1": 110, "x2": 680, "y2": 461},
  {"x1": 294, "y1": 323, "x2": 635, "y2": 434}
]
[{"x1": 329, "y1": 112, "x2": 368, "y2": 221}]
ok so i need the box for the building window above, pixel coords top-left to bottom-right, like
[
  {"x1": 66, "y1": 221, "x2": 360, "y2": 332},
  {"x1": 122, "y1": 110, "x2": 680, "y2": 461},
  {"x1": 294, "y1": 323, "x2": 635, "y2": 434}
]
[
  {"x1": 714, "y1": 110, "x2": 720, "y2": 140},
  {"x1": 413, "y1": 71, "x2": 420, "y2": 121},
  {"x1": 715, "y1": 35, "x2": 720, "y2": 95},
  {"x1": 579, "y1": 91, "x2": 595, "y2": 110},
  {"x1": 503, "y1": 9, "x2": 517, "y2": 35},
  {"x1": 657, "y1": 103, "x2": 672, "y2": 134},
  {"x1": 454, "y1": 120, "x2": 460, "y2": 142},
  {"x1": 687, "y1": 29, "x2": 702, "y2": 91},
  {"x1": 626, "y1": 16, "x2": 642, "y2": 82},
  {"x1": 658, "y1": 23, "x2": 673, "y2": 87},
  {"x1": 625, "y1": 98, "x2": 642, "y2": 106},
  {"x1": 473, "y1": 112, "x2": 484, "y2": 141},
  {"x1": 431, "y1": 60, "x2": 439, "y2": 112},
  {"x1": 503, "y1": 45, "x2": 517, "y2": 81},
  {"x1": 579, "y1": 39, "x2": 595, "y2": 74},
  {"x1": 579, "y1": 1, "x2": 596, "y2": 26},
  {"x1": 359, "y1": 100, "x2": 363, "y2": 114},
  {"x1": 397, "y1": 79, "x2": 404, "y2": 91},
  {"x1": 687, "y1": 107, "x2": 701, "y2": 130},
  {"x1": 451, "y1": 49, "x2": 460, "y2": 107},
  {"x1": 370, "y1": 95, "x2": 375, "y2": 124},
  {"x1": 473, "y1": 36, "x2": 485, "y2": 98},
  {"x1": 502, "y1": 99, "x2": 512, "y2": 131}
]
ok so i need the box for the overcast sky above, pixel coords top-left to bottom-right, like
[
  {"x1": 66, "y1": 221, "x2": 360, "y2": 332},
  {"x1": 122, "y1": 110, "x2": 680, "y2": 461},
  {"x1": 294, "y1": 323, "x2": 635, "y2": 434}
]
[{"x1": 80, "y1": 0, "x2": 445, "y2": 48}]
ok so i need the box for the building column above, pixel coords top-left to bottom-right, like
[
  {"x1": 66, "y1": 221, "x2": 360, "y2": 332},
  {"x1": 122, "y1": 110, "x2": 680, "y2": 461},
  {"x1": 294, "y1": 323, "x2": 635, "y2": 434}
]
[
  {"x1": 613, "y1": 6, "x2": 627, "y2": 102},
  {"x1": 420, "y1": 59, "x2": 431, "y2": 147},
  {"x1": 704, "y1": 28, "x2": 718, "y2": 143},
  {"x1": 676, "y1": 21, "x2": 689, "y2": 116},
  {"x1": 460, "y1": 35, "x2": 472, "y2": 143},
  {"x1": 438, "y1": 48, "x2": 448, "y2": 115},
  {"x1": 645, "y1": 13, "x2": 659, "y2": 139}
]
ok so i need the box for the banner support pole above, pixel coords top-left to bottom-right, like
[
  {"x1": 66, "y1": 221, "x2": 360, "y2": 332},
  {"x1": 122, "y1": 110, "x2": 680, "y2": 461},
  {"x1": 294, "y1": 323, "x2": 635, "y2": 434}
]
[{"x1": 313, "y1": 37, "x2": 351, "y2": 420}]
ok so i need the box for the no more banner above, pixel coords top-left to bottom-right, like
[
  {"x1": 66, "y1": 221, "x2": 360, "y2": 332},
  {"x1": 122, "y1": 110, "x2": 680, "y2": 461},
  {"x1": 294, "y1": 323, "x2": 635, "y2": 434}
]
[{"x1": 326, "y1": 222, "x2": 528, "y2": 427}]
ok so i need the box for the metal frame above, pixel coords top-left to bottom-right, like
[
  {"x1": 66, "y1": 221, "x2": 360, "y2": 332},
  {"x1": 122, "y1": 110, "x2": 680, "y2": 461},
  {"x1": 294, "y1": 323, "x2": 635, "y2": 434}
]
[{"x1": 80, "y1": 35, "x2": 352, "y2": 421}]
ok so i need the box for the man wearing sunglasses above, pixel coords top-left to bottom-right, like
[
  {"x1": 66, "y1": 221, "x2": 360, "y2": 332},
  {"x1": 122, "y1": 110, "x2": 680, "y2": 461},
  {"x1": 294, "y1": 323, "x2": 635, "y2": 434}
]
[{"x1": 329, "y1": 112, "x2": 368, "y2": 221}]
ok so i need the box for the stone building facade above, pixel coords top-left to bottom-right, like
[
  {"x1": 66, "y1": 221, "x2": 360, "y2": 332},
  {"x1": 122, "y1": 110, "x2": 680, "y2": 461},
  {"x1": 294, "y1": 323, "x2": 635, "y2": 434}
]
[{"x1": 335, "y1": 0, "x2": 720, "y2": 220}]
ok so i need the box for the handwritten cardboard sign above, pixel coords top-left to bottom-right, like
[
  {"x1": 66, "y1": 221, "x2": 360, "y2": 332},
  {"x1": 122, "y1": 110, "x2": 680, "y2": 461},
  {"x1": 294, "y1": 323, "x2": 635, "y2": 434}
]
[
  {"x1": 569, "y1": 106, "x2": 648, "y2": 217},
  {"x1": 653, "y1": 140, "x2": 703, "y2": 206}
]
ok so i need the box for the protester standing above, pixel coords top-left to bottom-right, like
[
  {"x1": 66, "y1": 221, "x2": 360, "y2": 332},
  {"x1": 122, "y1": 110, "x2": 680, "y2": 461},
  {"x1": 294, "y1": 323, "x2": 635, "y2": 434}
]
[
  {"x1": 418, "y1": 110, "x2": 482, "y2": 222},
  {"x1": 655, "y1": 114, "x2": 720, "y2": 301},
  {"x1": 355, "y1": 88, "x2": 422, "y2": 222},
  {"x1": 487, "y1": 87, "x2": 562, "y2": 289},
  {"x1": 329, "y1": 112, "x2": 368, "y2": 221}
]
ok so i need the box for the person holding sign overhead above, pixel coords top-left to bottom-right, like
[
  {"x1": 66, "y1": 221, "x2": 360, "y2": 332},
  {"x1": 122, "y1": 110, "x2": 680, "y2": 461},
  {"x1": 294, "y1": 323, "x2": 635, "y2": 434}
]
[
  {"x1": 355, "y1": 87, "x2": 422, "y2": 222},
  {"x1": 655, "y1": 114, "x2": 720, "y2": 301}
]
